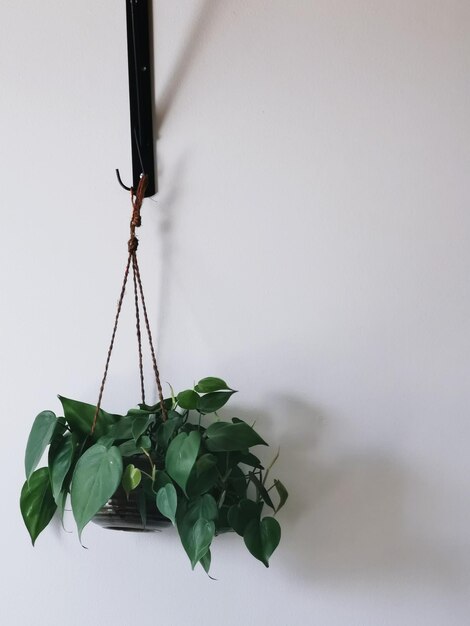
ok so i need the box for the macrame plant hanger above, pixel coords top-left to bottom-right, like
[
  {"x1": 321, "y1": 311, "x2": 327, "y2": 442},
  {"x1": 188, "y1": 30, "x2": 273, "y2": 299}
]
[{"x1": 91, "y1": 176, "x2": 168, "y2": 437}]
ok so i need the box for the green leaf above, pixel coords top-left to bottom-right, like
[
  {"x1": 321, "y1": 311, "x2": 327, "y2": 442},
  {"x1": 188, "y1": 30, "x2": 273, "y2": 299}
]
[
  {"x1": 243, "y1": 517, "x2": 281, "y2": 567},
  {"x1": 273, "y1": 479, "x2": 288, "y2": 513},
  {"x1": 205, "y1": 422, "x2": 267, "y2": 452},
  {"x1": 50, "y1": 417, "x2": 68, "y2": 444},
  {"x1": 248, "y1": 472, "x2": 275, "y2": 510},
  {"x1": 71, "y1": 444, "x2": 123, "y2": 539},
  {"x1": 48, "y1": 433, "x2": 77, "y2": 503},
  {"x1": 189, "y1": 519, "x2": 215, "y2": 569},
  {"x1": 239, "y1": 452, "x2": 264, "y2": 469},
  {"x1": 200, "y1": 549, "x2": 212, "y2": 575},
  {"x1": 107, "y1": 418, "x2": 134, "y2": 440},
  {"x1": 228, "y1": 499, "x2": 262, "y2": 536},
  {"x1": 96, "y1": 435, "x2": 114, "y2": 449},
  {"x1": 138, "y1": 398, "x2": 173, "y2": 413},
  {"x1": 127, "y1": 407, "x2": 153, "y2": 417},
  {"x1": 132, "y1": 415, "x2": 153, "y2": 440},
  {"x1": 195, "y1": 377, "x2": 232, "y2": 393},
  {"x1": 156, "y1": 411, "x2": 184, "y2": 450},
  {"x1": 156, "y1": 483, "x2": 177, "y2": 525},
  {"x1": 228, "y1": 465, "x2": 248, "y2": 498},
  {"x1": 119, "y1": 435, "x2": 151, "y2": 457},
  {"x1": 25, "y1": 411, "x2": 58, "y2": 481},
  {"x1": 56, "y1": 489, "x2": 68, "y2": 529},
  {"x1": 122, "y1": 464, "x2": 142, "y2": 498},
  {"x1": 20, "y1": 468, "x2": 57, "y2": 545},
  {"x1": 186, "y1": 494, "x2": 219, "y2": 523},
  {"x1": 176, "y1": 494, "x2": 218, "y2": 568},
  {"x1": 58, "y1": 396, "x2": 120, "y2": 439},
  {"x1": 186, "y1": 453, "x2": 218, "y2": 497},
  {"x1": 177, "y1": 390, "x2": 200, "y2": 410},
  {"x1": 197, "y1": 391, "x2": 235, "y2": 414},
  {"x1": 153, "y1": 470, "x2": 172, "y2": 492},
  {"x1": 165, "y1": 431, "x2": 200, "y2": 493}
]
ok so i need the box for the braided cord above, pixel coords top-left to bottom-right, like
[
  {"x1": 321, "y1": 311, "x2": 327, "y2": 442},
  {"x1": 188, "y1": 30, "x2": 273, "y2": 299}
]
[{"x1": 91, "y1": 175, "x2": 167, "y2": 435}]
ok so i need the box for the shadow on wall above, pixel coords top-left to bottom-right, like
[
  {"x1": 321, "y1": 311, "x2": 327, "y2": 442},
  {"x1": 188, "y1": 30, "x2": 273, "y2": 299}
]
[
  {"x1": 254, "y1": 395, "x2": 464, "y2": 588},
  {"x1": 154, "y1": 0, "x2": 221, "y2": 135}
]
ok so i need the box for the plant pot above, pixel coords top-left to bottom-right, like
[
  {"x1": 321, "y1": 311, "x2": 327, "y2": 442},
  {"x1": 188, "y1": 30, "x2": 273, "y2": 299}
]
[{"x1": 92, "y1": 488, "x2": 170, "y2": 532}]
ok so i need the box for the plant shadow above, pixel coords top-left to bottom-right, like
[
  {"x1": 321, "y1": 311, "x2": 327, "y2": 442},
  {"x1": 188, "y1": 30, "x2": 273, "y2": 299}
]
[{"x1": 227, "y1": 396, "x2": 464, "y2": 589}]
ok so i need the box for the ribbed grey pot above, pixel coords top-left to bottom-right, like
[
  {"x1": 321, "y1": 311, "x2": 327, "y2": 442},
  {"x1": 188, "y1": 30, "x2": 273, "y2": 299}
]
[{"x1": 92, "y1": 490, "x2": 170, "y2": 532}]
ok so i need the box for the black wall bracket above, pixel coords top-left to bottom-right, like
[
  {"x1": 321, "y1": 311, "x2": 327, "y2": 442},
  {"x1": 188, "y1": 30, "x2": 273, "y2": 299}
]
[{"x1": 116, "y1": 0, "x2": 156, "y2": 197}]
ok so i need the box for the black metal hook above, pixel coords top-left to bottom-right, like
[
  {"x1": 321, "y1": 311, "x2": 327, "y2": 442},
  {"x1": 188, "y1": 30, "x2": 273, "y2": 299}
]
[{"x1": 115, "y1": 168, "x2": 132, "y2": 192}]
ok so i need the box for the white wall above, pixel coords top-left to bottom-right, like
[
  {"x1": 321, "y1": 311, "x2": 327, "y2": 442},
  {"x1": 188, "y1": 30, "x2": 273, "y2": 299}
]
[{"x1": 1, "y1": 1, "x2": 469, "y2": 624}]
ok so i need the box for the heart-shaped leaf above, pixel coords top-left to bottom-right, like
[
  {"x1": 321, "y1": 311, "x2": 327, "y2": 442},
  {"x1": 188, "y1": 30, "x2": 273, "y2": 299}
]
[
  {"x1": 156, "y1": 483, "x2": 177, "y2": 525},
  {"x1": 177, "y1": 494, "x2": 218, "y2": 567},
  {"x1": 227, "y1": 499, "x2": 262, "y2": 536},
  {"x1": 119, "y1": 435, "x2": 151, "y2": 457},
  {"x1": 122, "y1": 464, "x2": 142, "y2": 498},
  {"x1": 177, "y1": 390, "x2": 200, "y2": 410},
  {"x1": 131, "y1": 414, "x2": 153, "y2": 440},
  {"x1": 189, "y1": 518, "x2": 215, "y2": 569},
  {"x1": 20, "y1": 468, "x2": 57, "y2": 545},
  {"x1": 48, "y1": 433, "x2": 77, "y2": 503},
  {"x1": 195, "y1": 377, "x2": 232, "y2": 393},
  {"x1": 186, "y1": 494, "x2": 218, "y2": 524},
  {"x1": 205, "y1": 422, "x2": 267, "y2": 452},
  {"x1": 156, "y1": 411, "x2": 184, "y2": 450},
  {"x1": 243, "y1": 517, "x2": 281, "y2": 567},
  {"x1": 71, "y1": 444, "x2": 123, "y2": 540},
  {"x1": 25, "y1": 411, "x2": 58, "y2": 481},
  {"x1": 58, "y1": 396, "x2": 120, "y2": 439},
  {"x1": 186, "y1": 453, "x2": 218, "y2": 497},
  {"x1": 197, "y1": 391, "x2": 235, "y2": 414},
  {"x1": 165, "y1": 431, "x2": 200, "y2": 493}
]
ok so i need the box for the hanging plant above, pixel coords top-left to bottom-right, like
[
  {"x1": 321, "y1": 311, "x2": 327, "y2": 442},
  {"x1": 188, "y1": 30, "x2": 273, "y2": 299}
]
[
  {"x1": 19, "y1": 177, "x2": 287, "y2": 574},
  {"x1": 20, "y1": 377, "x2": 287, "y2": 572}
]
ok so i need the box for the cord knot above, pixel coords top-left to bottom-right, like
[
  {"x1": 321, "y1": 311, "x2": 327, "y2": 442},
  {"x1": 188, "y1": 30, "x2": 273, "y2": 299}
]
[
  {"x1": 128, "y1": 236, "x2": 139, "y2": 253},
  {"x1": 131, "y1": 212, "x2": 142, "y2": 228}
]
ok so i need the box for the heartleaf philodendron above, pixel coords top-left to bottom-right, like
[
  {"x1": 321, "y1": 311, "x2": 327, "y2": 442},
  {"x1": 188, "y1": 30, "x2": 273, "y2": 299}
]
[
  {"x1": 71, "y1": 444, "x2": 123, "y2": 540},
  {"x1": 49, "y1": 432, "x2": 77, "y2": 503},
  {"x1": 166, "y1": 431, "x2": 200, "y2": 493},
  {"x1": 58, "y1": 396, "x2": 120, "y2": 440},
  {"x1": 25, "y1": 411, "x2": 58, "y2": 482},
  {"x1": 194, "y1": 377, "x2": 231, "y2": 393},
  {"x1": 156, "y1": 483, "x2": 177, "y2": 525},
  {"x1": 243, "y1": 517, "x2": 281, "y2": 567},
  {"x1": 205, "y1": 421, "x2": 267, "y2": 452},
  {"x1": 20, "y1": 468, "x2": 57, "y2": 545},
  {"x1": 122, "y1": 464, "x2": 142, "y2": 498},
  {"x1": 20, "y1": 377, "x2": 288, "y2": 574}
]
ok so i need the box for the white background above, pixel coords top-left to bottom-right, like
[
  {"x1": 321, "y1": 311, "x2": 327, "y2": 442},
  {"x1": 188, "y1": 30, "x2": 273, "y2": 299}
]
[{"x1": 1, "y1": 1, "x2": 469, "y2": 625}]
